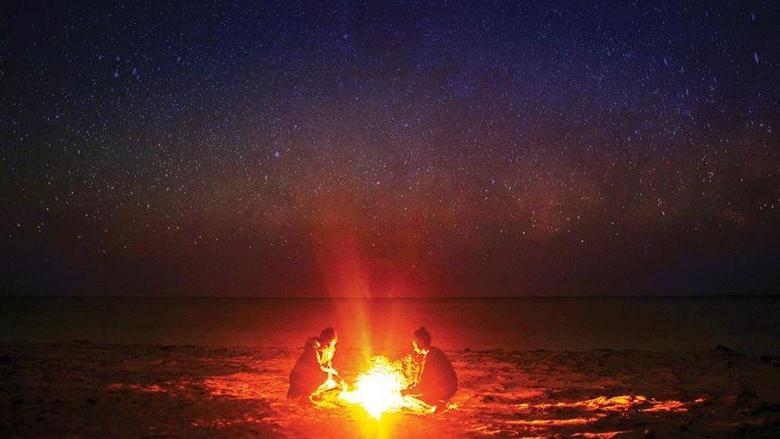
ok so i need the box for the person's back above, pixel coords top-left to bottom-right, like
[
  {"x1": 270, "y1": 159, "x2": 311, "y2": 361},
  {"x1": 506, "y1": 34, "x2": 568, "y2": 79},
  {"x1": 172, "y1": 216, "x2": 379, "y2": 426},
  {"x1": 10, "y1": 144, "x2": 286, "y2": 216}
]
[
  {"x1": 416, "y1": 346, "x2": 457, "y2": 404},
  {"x1": 287, "y1": 338, "x2": 322, "y2": 399}
]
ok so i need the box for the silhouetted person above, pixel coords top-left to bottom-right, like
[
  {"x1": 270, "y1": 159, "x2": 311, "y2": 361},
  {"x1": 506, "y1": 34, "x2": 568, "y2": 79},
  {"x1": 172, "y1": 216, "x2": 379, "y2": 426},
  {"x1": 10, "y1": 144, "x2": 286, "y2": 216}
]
[
  {"x1": 403, "y1": 326, "x2": 457, "y2": 406},
  {"x1": 287, "y1": 327, "x2": 341, "y2": 400}
]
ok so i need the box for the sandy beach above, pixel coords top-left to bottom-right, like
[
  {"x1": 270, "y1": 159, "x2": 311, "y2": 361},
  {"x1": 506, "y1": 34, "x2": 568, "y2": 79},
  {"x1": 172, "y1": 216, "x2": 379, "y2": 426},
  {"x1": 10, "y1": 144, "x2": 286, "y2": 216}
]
[{"x1": 2, "y1": 341, "x2": 779, "y2": 438}]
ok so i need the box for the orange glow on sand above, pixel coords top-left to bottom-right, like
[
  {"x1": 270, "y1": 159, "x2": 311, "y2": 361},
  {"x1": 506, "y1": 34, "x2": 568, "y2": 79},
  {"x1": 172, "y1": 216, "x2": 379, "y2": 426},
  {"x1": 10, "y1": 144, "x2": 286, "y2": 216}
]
[{"x1": 516, "y1": 394, "x2": 703, "y2": 415}]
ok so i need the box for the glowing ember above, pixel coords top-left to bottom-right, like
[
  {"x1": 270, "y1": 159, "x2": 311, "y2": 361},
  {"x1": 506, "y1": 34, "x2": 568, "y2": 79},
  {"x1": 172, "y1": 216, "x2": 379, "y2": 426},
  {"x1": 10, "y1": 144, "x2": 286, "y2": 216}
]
[{"x1": 338, "y1": 356, "x2": 434, "y2": 418}]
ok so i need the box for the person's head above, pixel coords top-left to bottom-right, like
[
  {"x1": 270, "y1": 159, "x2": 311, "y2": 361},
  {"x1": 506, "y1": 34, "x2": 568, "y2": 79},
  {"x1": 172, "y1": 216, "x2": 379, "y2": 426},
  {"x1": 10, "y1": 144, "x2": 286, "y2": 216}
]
[
  {"x1": 412, "y1": 326, "x2": 431, "y2": 354},
  {"x1": 319, "y1": 327, "x2": 337, "y2": 347},
  {"x1": 316, "y1": 327, "x2": 338, "y2": 364}
]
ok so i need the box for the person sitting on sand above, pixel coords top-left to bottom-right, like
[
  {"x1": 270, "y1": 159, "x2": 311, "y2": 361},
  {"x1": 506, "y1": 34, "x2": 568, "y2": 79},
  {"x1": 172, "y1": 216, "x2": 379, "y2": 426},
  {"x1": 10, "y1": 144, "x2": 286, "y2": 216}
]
[
  {"x1": 287, "y1": 327, "x2": 343, "y2": 400},
  {"x1": 402, "y1": 326, "x2": 457, "y2": 406}
]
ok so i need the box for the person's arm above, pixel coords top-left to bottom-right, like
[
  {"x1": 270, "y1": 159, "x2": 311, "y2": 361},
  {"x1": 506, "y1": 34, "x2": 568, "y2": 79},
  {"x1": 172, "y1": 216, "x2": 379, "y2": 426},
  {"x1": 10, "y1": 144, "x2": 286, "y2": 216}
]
[{"x1": 402, "y1": 354, "x2": 427, "y2": 395}]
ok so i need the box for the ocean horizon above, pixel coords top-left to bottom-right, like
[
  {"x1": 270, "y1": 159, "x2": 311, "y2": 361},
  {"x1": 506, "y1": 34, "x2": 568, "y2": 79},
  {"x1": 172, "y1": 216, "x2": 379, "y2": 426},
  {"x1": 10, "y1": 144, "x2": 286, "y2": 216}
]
[{"x1": 3, "y1": 295, "x2": 778, "y2": 355}]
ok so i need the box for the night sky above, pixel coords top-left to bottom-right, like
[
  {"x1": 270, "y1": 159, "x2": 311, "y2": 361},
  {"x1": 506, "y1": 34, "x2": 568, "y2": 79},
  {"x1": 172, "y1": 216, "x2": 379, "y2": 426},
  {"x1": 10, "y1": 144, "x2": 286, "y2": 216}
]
[{"x1": 2, "y1": 1, "x2": 779, "y2": 297}]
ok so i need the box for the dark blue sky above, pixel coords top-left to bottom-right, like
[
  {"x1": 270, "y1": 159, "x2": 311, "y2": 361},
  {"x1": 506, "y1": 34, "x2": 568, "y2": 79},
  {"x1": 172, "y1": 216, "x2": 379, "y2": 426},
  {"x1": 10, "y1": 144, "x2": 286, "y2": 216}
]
[{"x1": 2, "y1": 1, "x2": 779, "y2": 296}]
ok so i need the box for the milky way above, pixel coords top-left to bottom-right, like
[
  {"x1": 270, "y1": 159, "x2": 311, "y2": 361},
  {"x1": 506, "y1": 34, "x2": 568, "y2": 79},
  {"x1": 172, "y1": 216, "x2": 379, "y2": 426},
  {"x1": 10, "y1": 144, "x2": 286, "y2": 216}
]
[{"x1": 2, "y1": 1, "x2": 779, "y2": 296}]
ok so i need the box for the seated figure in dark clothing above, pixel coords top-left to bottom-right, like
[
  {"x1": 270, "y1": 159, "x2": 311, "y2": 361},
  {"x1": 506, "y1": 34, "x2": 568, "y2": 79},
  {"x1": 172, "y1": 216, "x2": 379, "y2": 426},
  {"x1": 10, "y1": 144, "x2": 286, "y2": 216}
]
[
  {"x1": 287, "y1": 327, "x2": 342, "y2": 401},
  {"x1": 402, "y1": 326, "x2": 457, "y2": 407}
]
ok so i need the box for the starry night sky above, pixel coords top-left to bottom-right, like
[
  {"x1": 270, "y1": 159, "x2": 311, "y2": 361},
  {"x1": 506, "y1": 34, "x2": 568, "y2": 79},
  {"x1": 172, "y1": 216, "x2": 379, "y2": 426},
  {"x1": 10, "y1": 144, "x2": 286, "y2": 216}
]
[{"x1": 2, "y1": 1, "x2": 779, "y2": 297}]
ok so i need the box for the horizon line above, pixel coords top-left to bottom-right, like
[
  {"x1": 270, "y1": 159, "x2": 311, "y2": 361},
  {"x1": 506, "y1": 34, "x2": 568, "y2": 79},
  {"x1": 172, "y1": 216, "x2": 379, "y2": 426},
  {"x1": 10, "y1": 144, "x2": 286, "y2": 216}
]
[{"x1": 3, "y1": 293, "x2": 779, "y2": 299}]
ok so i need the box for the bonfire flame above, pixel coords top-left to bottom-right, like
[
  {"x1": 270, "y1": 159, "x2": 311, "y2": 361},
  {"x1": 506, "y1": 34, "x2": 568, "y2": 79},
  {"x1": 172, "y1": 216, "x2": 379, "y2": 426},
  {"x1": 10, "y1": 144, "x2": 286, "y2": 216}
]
[{"x1": 315, "y1": 355, "x2": 435, "y2": 419}]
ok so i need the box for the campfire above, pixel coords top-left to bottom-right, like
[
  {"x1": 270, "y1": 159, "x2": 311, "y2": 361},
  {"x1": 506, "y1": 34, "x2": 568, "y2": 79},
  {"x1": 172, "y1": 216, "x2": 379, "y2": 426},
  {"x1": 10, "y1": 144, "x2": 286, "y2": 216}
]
[{"x1": 312, "y1": 355, "x2": 435, "y2": 419}]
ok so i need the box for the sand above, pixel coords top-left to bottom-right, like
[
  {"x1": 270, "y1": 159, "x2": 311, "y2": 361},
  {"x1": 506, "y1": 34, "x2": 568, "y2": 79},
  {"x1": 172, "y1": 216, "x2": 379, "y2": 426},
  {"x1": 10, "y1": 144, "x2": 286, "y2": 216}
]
[{"x1": 2, "y1": 342, "x2": 779, "y2": 438}]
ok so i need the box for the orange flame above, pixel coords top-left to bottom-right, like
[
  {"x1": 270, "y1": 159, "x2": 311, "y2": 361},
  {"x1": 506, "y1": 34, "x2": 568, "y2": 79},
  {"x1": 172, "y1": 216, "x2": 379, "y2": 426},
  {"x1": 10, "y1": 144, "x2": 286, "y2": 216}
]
[
  {"x1": 311, "y1": 355, "x2": 435, "y2": 418},
  {"x1": 339, "y1": 356, "x2": 434, "y2": 418}
]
